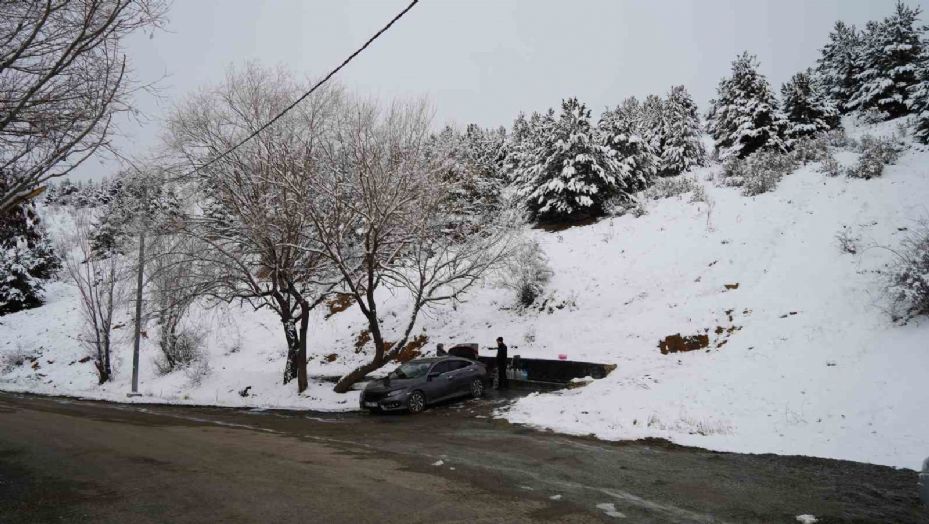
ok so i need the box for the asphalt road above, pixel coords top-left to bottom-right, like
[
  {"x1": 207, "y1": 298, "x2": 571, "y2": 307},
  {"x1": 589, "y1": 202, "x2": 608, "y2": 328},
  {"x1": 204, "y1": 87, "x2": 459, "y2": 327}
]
[{"x1": 0, "y1": 391, "x2": 925, "y2": 523}]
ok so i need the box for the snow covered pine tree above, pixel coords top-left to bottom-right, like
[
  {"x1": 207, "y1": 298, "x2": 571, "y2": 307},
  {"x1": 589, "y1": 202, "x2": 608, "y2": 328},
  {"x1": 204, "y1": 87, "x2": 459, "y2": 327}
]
[
  {"x1": 428, "y1": 123, "x2": 507, "y2": 231},
  {"x1": 781, "y1": 70, "x2": 840, "y2": 141},
  {"x1": 516, "y1": 98, "x2": 622, "y2": 222},
  {"x1": 658, "y1": 85, "x2": 707, "y2": 176},
  {"x1": 908, "y1": 45, "x2": 929, "y2": 143},
  {"x1": 847, "y1": 1, "x2": 925, "y2": 119},
  {"x1": 598, "y1": 99, "x2": 658, "y2": 192},
  {"x1": 0, "y1": 203, "x2": 60, "y2": 315},
  {"x1": 816, "y1": 21, "x2": 863, "y2": 112},
  {"x1": 706, "y1": 52, "x2": 788, "y2": 159}
]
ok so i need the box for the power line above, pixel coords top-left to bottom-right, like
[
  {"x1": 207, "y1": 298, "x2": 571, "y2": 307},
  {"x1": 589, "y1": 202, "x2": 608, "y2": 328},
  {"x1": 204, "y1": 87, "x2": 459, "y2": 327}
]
[{"x1": 188, "y1": 0, "x2": 420, "y2": 177}]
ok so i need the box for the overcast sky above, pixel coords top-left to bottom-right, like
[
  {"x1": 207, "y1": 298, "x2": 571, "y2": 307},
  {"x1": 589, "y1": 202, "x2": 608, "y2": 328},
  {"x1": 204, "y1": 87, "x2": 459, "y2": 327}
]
[{"x1": 78, "y1": 0, "x2": 924, "y2": 180}]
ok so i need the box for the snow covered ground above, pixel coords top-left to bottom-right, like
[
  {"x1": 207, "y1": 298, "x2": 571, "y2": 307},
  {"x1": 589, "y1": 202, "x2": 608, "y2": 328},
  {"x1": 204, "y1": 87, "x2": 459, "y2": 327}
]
[{"x1": 2, "y1": 119, "x2": 928, "y2": 470}]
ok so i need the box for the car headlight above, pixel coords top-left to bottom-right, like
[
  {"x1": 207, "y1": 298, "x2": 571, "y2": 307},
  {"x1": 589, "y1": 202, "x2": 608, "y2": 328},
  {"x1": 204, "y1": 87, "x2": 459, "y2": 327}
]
[{"x1": 385, "y1": 389, "x2": 406, "y2": 398}]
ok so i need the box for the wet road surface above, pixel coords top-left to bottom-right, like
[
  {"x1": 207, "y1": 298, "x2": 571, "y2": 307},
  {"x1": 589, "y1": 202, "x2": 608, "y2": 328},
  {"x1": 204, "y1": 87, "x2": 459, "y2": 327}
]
[{"x1": 0, "y1": 391, "x2": 924, "y2": 523}]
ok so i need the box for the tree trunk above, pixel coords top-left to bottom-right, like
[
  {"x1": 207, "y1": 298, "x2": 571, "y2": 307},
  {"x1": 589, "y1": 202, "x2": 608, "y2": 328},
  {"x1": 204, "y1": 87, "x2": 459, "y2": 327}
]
[
  {"x1": 297, "y1": 303, "x2": 309, "y2": 394},
  {"x1": 334, "y1": 309, "x2": 384, "y2": 393},
  {"x1": 281, "y1": 308, "x2": 310, "y2": 394},
  {"x1": 282, "y1": 318, "x2": 299, "y2": 384},
  {"x1": 333, "y1": 357, "x2": 382, "y2": 394},
  {"x1": 333, "y1": 304, "x2": 424, "y2": 394}
]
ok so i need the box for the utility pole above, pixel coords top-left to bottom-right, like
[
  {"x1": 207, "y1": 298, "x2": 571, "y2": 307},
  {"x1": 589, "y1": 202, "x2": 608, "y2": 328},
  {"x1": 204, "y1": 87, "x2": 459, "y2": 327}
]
[
  {"x1": 128, "y1": 180, "x2": 149, "y2": 398},
  {"x1": 128, "y1": 228, "x2": 145, "y2": 397}
]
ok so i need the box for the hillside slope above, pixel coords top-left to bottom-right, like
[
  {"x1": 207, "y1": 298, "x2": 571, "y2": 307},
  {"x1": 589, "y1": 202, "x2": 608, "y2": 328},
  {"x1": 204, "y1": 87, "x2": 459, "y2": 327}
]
[{"x1": 1, "y1": 120, "x2": 927, "y2": 469}]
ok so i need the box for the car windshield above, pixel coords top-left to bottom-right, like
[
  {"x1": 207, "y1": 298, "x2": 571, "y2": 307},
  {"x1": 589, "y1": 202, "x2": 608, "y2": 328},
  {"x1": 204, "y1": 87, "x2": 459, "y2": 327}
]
[{"x1": 389, "y1": 361, "x2": 432, "y2": 379}]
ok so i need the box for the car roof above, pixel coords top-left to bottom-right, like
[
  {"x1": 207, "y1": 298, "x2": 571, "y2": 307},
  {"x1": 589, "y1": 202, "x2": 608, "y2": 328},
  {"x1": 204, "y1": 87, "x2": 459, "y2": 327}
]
[{"x1": 405, "y1": 356, "x2": 466, "y2": 364}]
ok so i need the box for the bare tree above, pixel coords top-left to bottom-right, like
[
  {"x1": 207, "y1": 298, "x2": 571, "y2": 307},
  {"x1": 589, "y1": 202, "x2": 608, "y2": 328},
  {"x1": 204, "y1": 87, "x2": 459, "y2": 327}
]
[
  {"x1": 164, "y1": 63, "x2": 341, "y2": 393},
  {"x1": 292, "y1": 98, "x2": 513, "y2": 393},
  {"x1": 0, "y1": 0, "x2": 167, "y2": 212},
  {"x1": 60, "y1": 210, "x2": 129, "y2": 383},
  {"x1": 147, "y1": 232, "x2": 207, "y2": 372}
]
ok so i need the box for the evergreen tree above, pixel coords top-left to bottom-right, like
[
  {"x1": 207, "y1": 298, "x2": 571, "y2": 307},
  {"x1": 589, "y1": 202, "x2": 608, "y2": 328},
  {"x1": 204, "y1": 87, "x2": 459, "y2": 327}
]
[
  {"x1": 781, "y1": 70, "x2": 840, "y2": 141},
  {"x1": 516, "y1": 98, "x2": 621, "y2": 222},
  {"x1": 0, "y1": 203, "x2": 60, "y2": 315},
  {"x1": 507, "y1": 109, "x2": 555, "y2": 194},
  {"x1": 907, "y1": 49, "x2": 929, "y2": 143},
  {"x1": 641, "y1": 94, "x2": 667, "y2": 154},
  {"x1": 598, "y1": 102, "x2": 658, "y2": 191},
  {"x1": 428, "y1": 123, "x2": 507, "y2": 229},
  {"x1": 658, "y1": 85, "x2": 707, "y2": 176},
  {"x1": 706, "y1": 52, "x2": 787, "y2": 159},
  {"x1": 816, "y1": 21, "x2": 863, "y2": 111},
  {"x1": 91, "y1": 172, "x2": 181, "y2": 257},
  {"x1": 847, "y1": 2, "x2": 925, "y2": 118}
]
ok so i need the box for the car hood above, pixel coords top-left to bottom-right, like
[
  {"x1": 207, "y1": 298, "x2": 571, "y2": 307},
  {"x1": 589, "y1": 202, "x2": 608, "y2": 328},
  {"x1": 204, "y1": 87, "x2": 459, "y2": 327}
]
[{"x1": 364, "y1": 377, "x2": 419, "y2": 392}]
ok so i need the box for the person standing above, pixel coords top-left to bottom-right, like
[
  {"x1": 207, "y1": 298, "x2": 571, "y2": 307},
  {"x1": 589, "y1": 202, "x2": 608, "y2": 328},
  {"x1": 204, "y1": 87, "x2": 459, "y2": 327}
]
[{"x1": 495, "y1": 337, "x2": 508, "y2": 390}]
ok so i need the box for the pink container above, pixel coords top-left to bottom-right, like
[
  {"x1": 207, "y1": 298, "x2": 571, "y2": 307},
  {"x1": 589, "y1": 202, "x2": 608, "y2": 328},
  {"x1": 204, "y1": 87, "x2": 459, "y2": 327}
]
[{"x1": 558, "y1": 354, "x2": 567, "y2": 360}]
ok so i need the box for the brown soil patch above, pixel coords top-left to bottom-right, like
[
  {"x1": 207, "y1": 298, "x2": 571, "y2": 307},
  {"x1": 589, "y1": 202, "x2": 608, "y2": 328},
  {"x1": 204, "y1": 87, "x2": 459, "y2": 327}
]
[
  {"x1": 395, "y1": 334, "x2": 429, "y2": 363},
  {"x1": 659, "y1": 334, "x2": 710, "y2": 354},
  {"x1": 353, "y1": 329, "x2": 371, "y2": 353},
  {"x1": 325, "y1": 293, "x2": 354, "y2": 319}
]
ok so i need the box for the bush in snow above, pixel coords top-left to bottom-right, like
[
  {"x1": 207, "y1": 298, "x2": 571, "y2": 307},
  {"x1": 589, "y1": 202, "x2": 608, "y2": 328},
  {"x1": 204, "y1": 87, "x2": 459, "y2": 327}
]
[
  {"x1": 818, "y1": 155, "x2": 843, "y2": 177},
  {"x1": 886, "y1": 221, "x2": 929, "y2": 321},
  {"x1": 498, "y1": 238, "x2": 552, "y2": 309},
  {"x1": 789, "y1": 134, "x2": 832, "y2": 164},
  {"x1": 643, "y1": 175, "x2": 698, "y2": 200},
  {"x1": 0, "y1": 203, "x2": 60, "y2": 315},
  {"x1": 723, "y1": 150, "x2": 798, "y2": 196},
  {"x1": 847, "y1": 2, "x2": 924, "y2": 119},
  {"x1": 706, "y1": 52, "x2": 788, "y2": 159},
  {"x1": 154, "y1": 327, "x2": 205, "y2": 375},
  {"x1": 781, "y1": 70, "x2": 839, "y2": 142},
  {"x1": 823, "y1": 127, "x2": 851, "y2": 148},
  {"x1": 0, "y1": 345, "x2": 38, "y2": 374},
  {"x1": 516, "y1": 98, "x2": 625, "y2": 222},
  {"x1": 846, "y1": 135, "x2": 902, "y2": 179},
  {"x1": 689, "y1": 184, "x2": 709, "y2": 204}
]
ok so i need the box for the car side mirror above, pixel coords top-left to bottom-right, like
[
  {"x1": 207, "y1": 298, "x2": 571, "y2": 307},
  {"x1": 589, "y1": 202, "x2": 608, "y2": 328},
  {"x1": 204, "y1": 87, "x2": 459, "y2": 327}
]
[{"x1": 427, "y1": 372, "x2": 440, "y2": 381}]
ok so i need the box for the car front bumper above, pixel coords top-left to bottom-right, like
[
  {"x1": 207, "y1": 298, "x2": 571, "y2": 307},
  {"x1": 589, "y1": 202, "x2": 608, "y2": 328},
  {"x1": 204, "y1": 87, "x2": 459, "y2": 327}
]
[{"x1": 360, "y1": 390, "x2": 410, "y2": 411}]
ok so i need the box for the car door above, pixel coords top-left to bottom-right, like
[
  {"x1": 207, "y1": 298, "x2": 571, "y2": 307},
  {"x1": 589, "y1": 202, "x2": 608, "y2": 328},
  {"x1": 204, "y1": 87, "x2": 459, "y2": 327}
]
[
  {"x1": 424, "y1": 361, "x2": 452, "y2": 402},
  {"x1": 445, "y1": 359, "x2": 473, "y2": 396}
]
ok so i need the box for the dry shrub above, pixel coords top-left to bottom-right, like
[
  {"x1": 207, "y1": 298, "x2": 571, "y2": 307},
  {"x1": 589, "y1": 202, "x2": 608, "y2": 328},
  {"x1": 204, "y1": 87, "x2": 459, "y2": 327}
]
[{"x1": 886, "y1": 221, "x2": 929, "y2": 322}]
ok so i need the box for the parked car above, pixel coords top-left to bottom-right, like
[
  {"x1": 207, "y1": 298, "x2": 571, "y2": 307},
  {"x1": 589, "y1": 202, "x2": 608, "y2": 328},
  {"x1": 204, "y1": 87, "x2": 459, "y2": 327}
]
[{"x1": 360, "y1": 356, "x2": 487, "y2": 414}]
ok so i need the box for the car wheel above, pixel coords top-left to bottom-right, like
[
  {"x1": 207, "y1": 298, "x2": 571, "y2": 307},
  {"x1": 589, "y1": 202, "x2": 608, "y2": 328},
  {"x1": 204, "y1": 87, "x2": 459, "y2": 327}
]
[
  {"x1": 470, "y1": 378, "x2": 484, "y2": 399},
  {"x1": 407, "y1": 390, "x2": 426, "y2": 414}
]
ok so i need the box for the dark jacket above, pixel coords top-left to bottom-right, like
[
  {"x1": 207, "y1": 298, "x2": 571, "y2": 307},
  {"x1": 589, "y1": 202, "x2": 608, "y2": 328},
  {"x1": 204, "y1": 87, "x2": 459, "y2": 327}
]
[{"x1": 496, "y1": 342, "x2": 508, "y2": 363}]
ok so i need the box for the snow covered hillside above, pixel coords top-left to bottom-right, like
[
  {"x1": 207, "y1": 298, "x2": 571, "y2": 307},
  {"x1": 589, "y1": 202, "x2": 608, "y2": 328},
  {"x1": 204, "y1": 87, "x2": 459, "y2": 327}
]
[{"x1": 2, "y1": 119, "x2": 928, "y2": 470}]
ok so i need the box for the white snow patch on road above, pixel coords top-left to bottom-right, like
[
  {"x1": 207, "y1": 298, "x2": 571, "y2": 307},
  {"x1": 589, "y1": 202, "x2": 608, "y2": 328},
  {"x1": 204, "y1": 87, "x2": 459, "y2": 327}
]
[{"x1": 596, "y1": 502, "x2": 627, "y2": 518}]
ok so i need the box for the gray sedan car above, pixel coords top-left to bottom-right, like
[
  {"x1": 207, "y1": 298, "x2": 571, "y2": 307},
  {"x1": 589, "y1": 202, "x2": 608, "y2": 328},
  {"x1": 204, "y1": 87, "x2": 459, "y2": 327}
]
[{"x1": 360, "y1": 357, "x2": 487, "y2": 414}]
